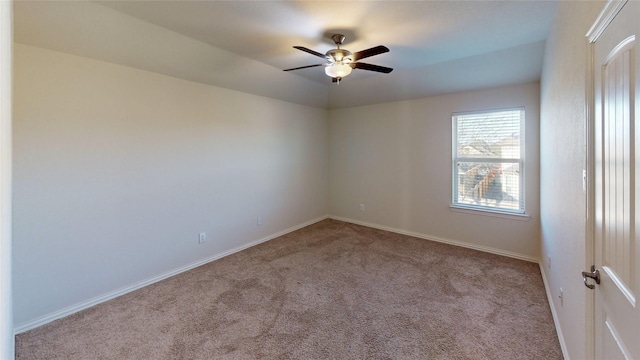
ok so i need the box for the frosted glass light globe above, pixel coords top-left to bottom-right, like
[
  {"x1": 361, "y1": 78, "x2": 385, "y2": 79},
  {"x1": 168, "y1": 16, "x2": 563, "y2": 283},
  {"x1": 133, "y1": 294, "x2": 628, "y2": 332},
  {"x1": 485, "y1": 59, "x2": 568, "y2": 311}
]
[{"x1": 325, "y1": 63, "x2": 352, "y2": 78}]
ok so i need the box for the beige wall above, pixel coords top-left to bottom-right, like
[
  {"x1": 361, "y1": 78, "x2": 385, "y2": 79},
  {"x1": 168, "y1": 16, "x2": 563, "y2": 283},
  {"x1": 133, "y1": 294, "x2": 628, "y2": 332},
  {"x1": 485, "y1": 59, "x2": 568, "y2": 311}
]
[
  {"x1": 329, "y1": 82, "x2": 540, "y2": 259},
  {"x1": 539, "y1": 1, "x2": 604, "y2": 359},
  {"x1": 12, "y1": 44, "x2": 329, "y2": 328},
  {"x1": 1, "y1": 2, "x2": 13, "y2": 358}
]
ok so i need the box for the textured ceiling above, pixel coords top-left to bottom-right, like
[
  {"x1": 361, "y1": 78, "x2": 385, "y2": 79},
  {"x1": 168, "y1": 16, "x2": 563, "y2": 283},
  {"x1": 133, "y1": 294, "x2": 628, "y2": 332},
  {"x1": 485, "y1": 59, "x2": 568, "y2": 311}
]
[{"x1": 13, "y1": 1, "x2": 558, "y2": 108}]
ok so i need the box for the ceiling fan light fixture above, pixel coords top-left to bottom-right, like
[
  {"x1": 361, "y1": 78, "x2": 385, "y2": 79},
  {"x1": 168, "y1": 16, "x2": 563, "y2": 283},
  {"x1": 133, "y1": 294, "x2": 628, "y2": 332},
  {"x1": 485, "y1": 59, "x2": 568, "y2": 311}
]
[
  {"x1": 284, "y1": 34, "x2": 392, "y2": 83},
  {"x1": 325, "y1": 63, "x2": 352, "y2": 78}
]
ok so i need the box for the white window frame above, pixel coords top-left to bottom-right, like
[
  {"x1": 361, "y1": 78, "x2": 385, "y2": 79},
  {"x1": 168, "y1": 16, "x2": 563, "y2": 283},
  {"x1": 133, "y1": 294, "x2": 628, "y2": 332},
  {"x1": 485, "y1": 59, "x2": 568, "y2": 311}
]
[{"x1": 451, "y1": 107, "x2": 526, "y2": 216}]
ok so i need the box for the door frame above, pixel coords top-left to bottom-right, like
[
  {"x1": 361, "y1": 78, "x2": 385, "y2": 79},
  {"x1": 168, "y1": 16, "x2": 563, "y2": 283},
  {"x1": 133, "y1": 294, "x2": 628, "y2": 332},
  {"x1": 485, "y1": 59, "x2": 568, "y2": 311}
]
[{"x1": 584, "y1": 1, "x2": 628, "y2": 359}]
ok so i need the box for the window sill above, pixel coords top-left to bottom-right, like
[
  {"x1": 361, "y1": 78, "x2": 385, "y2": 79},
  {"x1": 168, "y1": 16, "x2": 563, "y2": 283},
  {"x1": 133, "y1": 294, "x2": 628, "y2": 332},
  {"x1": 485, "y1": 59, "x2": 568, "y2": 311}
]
[{"x1": 449, "y1": 205, "x2": 530, "y2": 221}]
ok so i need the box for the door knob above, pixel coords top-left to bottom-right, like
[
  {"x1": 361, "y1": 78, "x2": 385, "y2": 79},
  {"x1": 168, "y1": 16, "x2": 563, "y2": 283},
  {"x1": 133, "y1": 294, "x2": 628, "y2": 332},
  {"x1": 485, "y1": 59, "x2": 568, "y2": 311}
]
[{"x1": 582, "y1": 265, "x2": 600, "y2": 289}]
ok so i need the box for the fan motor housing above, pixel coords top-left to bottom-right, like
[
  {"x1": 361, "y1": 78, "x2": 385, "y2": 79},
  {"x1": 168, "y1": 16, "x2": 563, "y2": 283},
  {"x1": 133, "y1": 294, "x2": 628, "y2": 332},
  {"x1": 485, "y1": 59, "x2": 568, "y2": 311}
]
[{"x1": 326, "y1": 49, "x2": 353, "y2": 63}]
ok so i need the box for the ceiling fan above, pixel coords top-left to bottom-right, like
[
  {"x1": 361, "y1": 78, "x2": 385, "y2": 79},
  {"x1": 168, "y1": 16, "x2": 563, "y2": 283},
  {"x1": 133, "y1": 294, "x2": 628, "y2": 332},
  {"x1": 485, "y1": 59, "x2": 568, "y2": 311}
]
[{"x1": 283, "y1": 34, "x2": 393, "y2": 84}]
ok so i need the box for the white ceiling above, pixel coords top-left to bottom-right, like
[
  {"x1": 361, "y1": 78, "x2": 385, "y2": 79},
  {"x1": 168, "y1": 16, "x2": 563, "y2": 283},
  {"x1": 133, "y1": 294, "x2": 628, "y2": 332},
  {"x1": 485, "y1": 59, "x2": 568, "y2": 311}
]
[{"x1": 13, "y1": 1, "x2": 558, "y2": 109}]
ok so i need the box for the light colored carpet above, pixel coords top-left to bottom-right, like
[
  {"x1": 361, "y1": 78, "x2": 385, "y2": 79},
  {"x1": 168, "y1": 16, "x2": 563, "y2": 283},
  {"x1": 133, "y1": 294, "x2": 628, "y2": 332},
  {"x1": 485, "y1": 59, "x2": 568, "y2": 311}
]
[{"x1": 16, "y1": 219, "x2": 562, "y2": 359}]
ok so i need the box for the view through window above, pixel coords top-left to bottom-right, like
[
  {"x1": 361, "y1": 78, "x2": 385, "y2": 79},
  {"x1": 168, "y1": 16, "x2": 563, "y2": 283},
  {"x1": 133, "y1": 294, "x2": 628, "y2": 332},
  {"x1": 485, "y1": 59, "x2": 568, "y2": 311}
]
[{"x1": 452, "y1": 108, "x2": 525, "y2": 214}]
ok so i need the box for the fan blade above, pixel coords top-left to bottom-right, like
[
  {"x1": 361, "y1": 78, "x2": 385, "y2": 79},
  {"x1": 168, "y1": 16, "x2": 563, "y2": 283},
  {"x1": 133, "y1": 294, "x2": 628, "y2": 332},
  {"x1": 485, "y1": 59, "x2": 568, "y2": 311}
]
[
  {"x1": 293, "y1": 46, "x2": 329, "y2": 59},
  {"x1": 283, "y1": 64, "x2": 325, "y2": 72},
  {"x1": 352, "y1": 62, "x2": 393, "y2": 74},
  {"x1": 352, "y1": 45, "x2": 389, "y2": 61}
]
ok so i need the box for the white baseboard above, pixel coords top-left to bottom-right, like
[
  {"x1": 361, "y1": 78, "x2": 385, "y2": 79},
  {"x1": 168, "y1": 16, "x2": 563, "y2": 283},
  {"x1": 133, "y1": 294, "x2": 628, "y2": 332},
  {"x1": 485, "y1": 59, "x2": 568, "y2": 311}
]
[
  {"x1": 539, "y1": 263, "x2": 570, "y2": 360},
  {"x1": 14, "y1": 215, "x2": 329, "y2": 334},
  {"x1": 329, "y1": 215, "x2": 539, "y2": 263}
]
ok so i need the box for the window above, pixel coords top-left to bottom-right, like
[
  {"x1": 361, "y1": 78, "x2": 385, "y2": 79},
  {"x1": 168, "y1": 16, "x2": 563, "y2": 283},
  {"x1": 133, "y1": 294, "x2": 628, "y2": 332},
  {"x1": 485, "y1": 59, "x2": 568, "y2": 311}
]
[{"x1": 452, "y1": 108, "x2": 525, "y2": 214}]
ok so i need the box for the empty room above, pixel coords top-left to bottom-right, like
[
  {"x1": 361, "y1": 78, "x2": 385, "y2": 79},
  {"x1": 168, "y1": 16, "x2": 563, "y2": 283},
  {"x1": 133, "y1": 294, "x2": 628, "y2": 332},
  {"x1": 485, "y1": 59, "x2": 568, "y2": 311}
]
[{"x1": 1, "y1": 0, "x2": 639, "y2": 359}]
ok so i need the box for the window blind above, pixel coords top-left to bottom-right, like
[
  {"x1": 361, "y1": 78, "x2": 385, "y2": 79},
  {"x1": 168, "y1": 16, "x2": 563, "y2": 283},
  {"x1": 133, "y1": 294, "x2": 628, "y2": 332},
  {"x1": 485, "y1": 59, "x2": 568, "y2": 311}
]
[{"x1": 452, "y1": 108, "x2": 525, "y2": 214}]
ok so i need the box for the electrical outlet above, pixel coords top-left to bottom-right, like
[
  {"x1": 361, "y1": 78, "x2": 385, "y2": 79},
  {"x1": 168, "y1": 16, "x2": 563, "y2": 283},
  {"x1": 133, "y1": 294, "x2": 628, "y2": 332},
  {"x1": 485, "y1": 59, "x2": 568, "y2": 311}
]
[
  {"x1": 559, "y1": 288, "x2": 563, "y2": 307},
  {"x1": 257, "y1": 217, "x2": 262, "y2": 226},
  {"x1": 547, "y1": 254, "x2": 551, "y2": 269},
  {"x1": 360, "y1": 203, "x2": 365, "y2": 211},
  {"x1": 199, "y1": 232, "x2": 206, "y2": 244}
]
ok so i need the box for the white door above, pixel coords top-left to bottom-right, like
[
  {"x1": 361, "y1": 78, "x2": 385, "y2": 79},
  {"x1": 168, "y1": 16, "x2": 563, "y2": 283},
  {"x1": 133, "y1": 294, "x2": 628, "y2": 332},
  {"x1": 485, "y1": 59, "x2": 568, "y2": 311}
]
[{"x1": 591, "y1": 1, "x2": 640, "y2": 359}]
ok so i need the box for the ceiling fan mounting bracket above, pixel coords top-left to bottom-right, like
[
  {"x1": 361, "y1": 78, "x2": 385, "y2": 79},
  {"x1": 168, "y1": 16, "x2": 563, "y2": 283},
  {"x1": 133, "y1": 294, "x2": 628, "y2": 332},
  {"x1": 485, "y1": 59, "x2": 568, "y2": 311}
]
[{"x1": 331, "y1": 34, "x2": 346, "y2": 47}]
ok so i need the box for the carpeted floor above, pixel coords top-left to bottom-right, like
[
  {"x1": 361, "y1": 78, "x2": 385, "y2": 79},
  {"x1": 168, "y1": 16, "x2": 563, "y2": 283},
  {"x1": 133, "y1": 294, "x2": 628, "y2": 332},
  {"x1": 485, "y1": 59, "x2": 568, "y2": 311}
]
[{"x1": 16, "y1": 219, "x2": 562, "y2": 359}]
